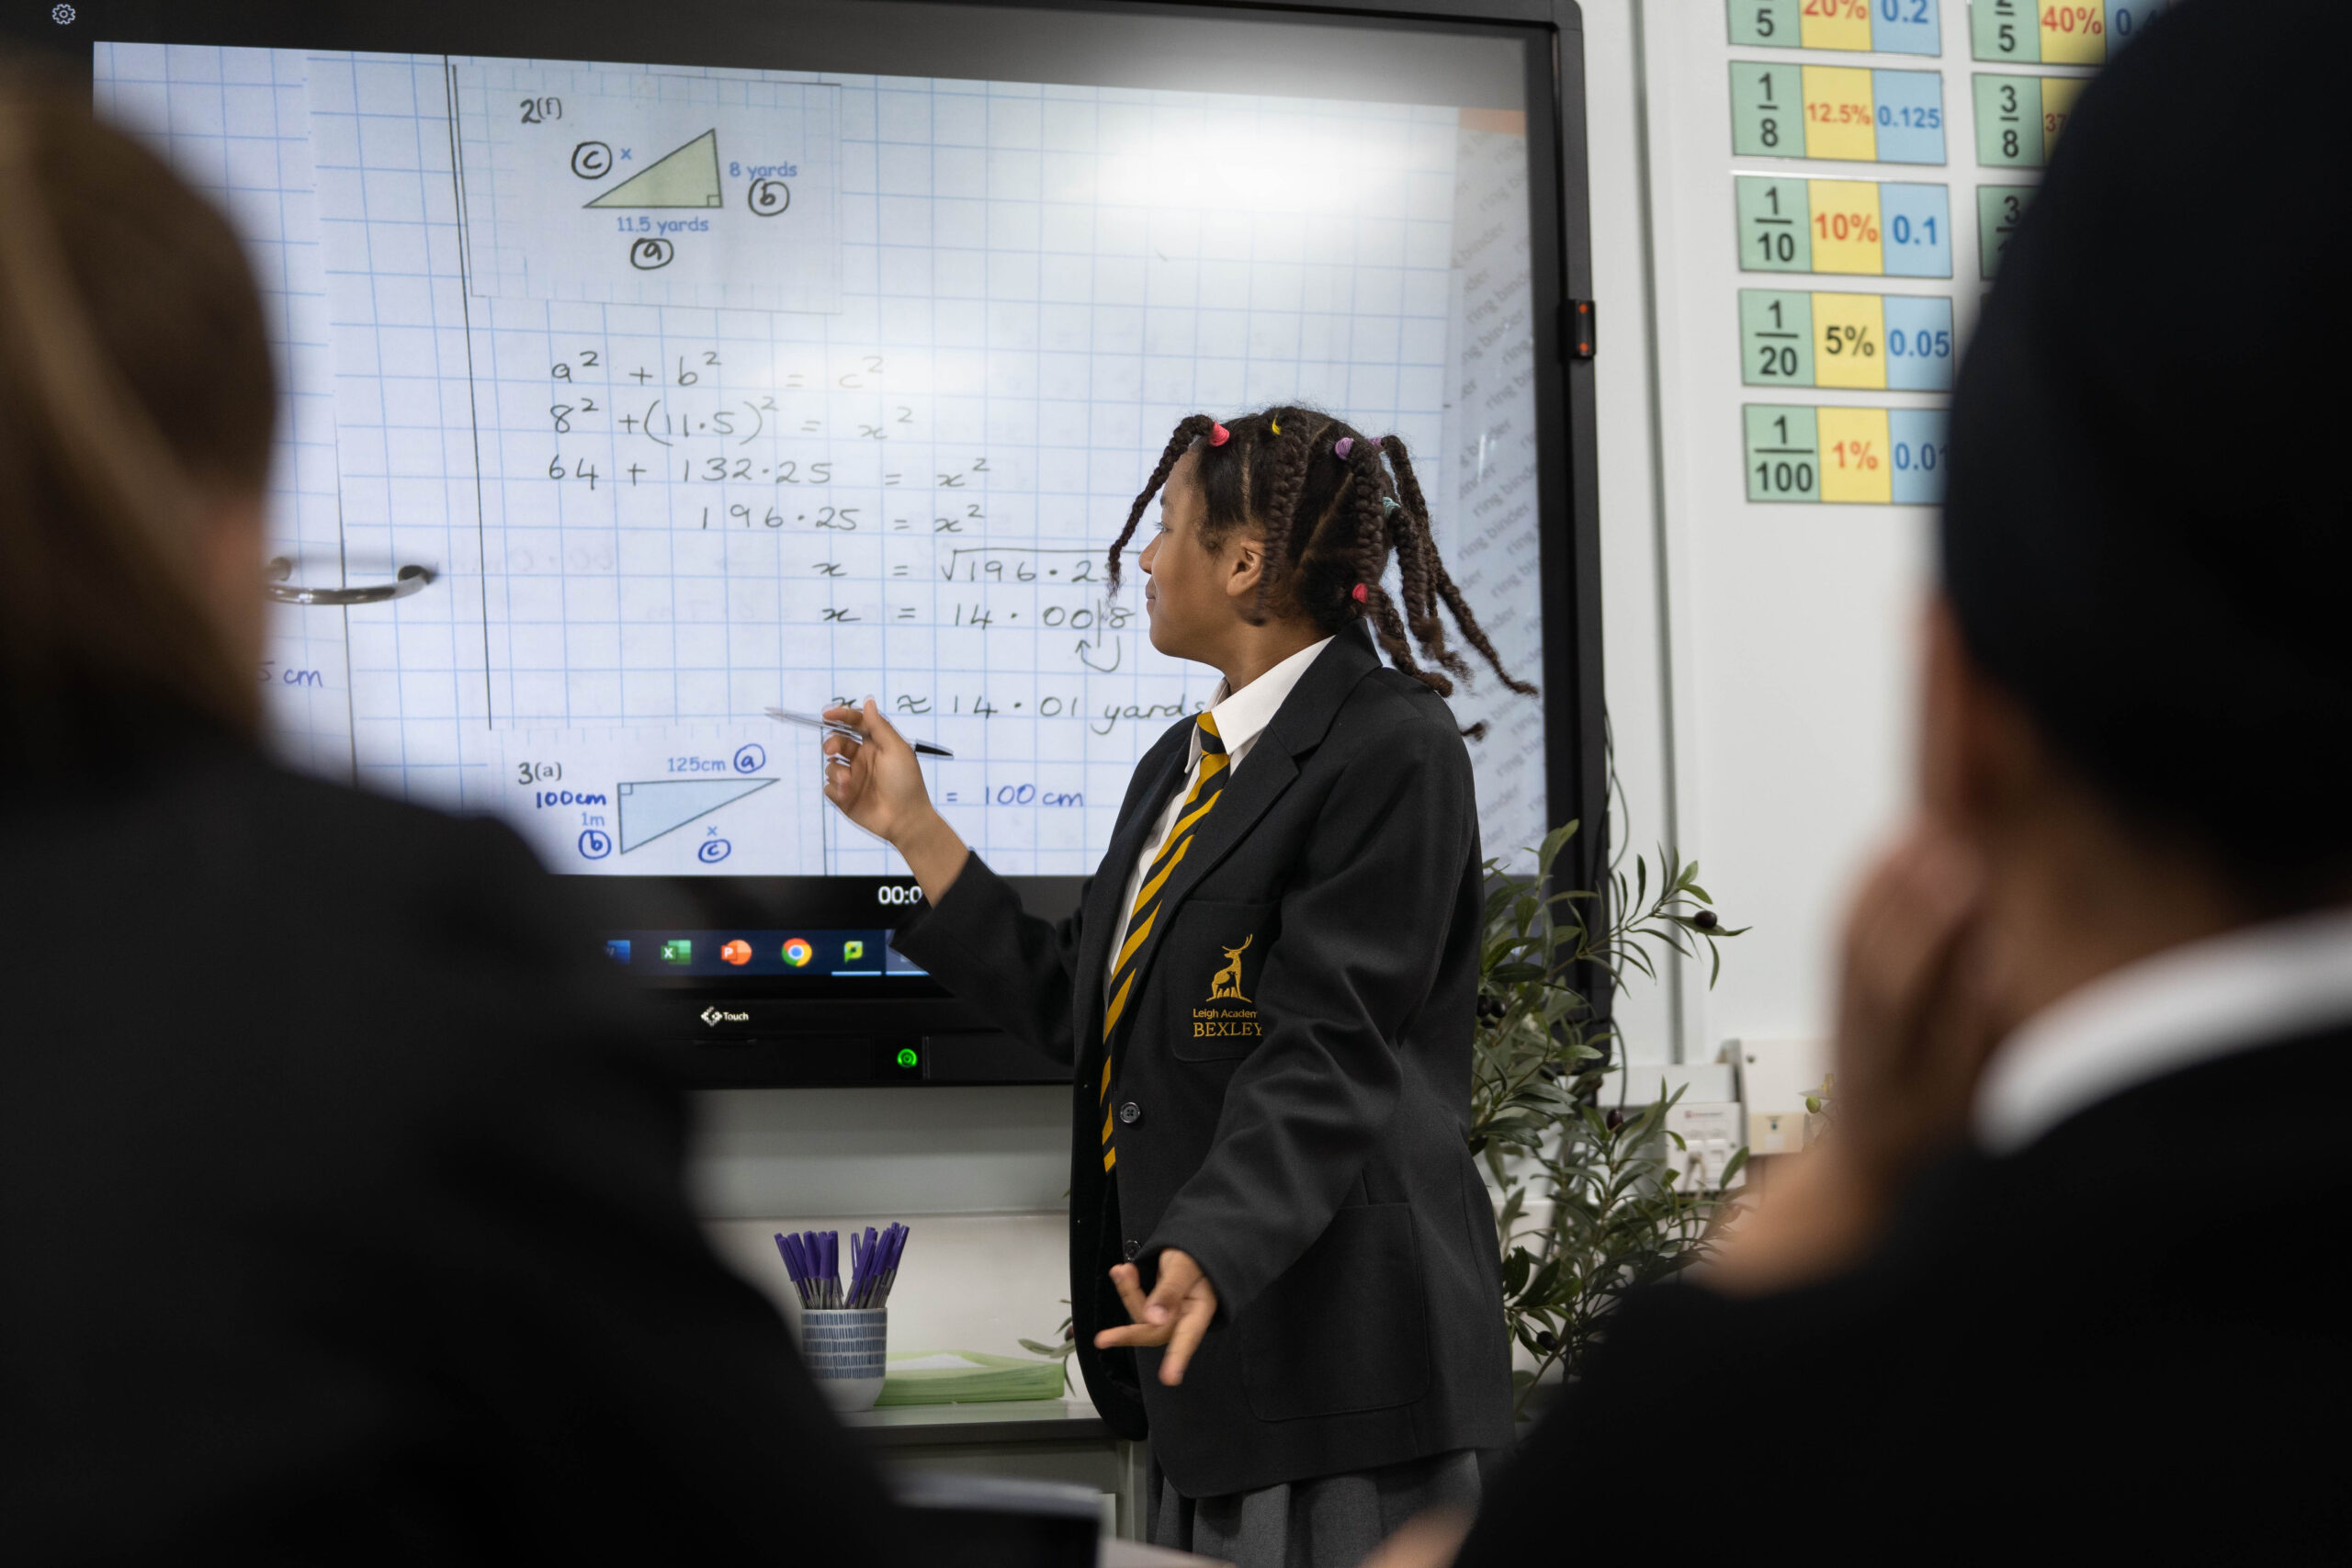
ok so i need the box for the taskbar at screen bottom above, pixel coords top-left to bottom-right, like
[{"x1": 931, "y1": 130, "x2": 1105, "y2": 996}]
[{"x1": 603, "y1": 930, "x2": 929, "y2": 979}]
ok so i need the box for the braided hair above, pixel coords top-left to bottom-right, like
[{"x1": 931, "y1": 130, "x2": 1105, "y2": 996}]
[{"x1": 1106, "y1": 406, "x2": 1536, "y2": 705}]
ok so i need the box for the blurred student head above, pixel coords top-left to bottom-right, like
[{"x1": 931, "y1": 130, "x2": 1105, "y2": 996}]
[
  {"x1": 0, "y1": 81, "x2": 274, "y2": 765},
  {"x1": 1932, "y1": 0, "x2": 2351, "y2": 922}
]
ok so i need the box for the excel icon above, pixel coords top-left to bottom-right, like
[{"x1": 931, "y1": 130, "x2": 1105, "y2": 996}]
[{"x1": 660, "y1": 939, "x2": 693, "y2": 965}]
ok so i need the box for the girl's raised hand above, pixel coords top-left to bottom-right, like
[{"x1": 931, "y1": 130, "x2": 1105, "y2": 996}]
[
  {"x1": 819, "y1": 699, "x2": 970, "y2": 904},
  {"x1": 818, "y1": 700, "x2": 928, "y2": 843}
]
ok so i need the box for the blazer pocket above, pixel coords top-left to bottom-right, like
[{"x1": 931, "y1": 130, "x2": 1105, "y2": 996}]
[
  {"x1": 1164, "y1": 900, "x2": 1275, "y2": 1062},
  {"x1": 1239, "y1": 1202, "x2": 1430, "y2": 1422}
]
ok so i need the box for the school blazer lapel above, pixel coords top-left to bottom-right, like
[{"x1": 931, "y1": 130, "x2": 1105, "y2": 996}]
[
  {"x1": 1075, "y1": 725, "x2": 1192, "y2": 1062},
  {"x1": 1115, "y1": 627, "x2": 1383, "y2": 1017}
]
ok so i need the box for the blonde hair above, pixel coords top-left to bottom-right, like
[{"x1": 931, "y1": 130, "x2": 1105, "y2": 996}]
[{"x1": 0, "y1": 82, "x2": 274, "y2": 761}]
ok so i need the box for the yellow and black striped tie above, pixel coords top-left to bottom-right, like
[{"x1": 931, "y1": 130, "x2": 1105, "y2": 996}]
[{"x1": 1100, "y1": 713, "x2": 1228, "y2": 1171}]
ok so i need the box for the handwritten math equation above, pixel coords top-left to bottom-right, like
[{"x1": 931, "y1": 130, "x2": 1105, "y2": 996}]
[{"x1": 478, "y1": 327, "x2": 1185, "y2": 730}]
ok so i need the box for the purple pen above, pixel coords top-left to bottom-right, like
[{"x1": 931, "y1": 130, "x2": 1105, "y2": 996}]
[{"x1": 783, "y1": 1234, "x2": 814, "y2": 1306}]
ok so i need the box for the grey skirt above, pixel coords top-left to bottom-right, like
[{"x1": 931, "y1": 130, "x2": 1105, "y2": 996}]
[{"x1": 1148, "y1": 1448, "x2": 1486, "y2": 1568}]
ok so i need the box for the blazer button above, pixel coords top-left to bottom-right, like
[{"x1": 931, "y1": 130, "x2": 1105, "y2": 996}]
[
  {"x1": 1119, "y1": 1101, "x2": 1142, "y2": 1125},
  {"x1": 1123, "y1": 1239, "x2": 1141, "y2": 1261}
]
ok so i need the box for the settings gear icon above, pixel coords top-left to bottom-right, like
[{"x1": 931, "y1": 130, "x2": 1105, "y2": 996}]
[{"x1": 51, "y1": 5, "x2": 76, "y2": 25}]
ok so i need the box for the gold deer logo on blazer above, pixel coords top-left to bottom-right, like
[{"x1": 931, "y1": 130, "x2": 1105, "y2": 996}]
[
  {"x1": 1190, "y1": 934, "x2": 1263, "y2": 1045},
  {"x1": 1207, "y1": 935, "x2": 1252, "y2": 1002}
]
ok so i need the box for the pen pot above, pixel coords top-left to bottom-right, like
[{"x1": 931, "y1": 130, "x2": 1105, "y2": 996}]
[{"x1": 800, "y1": 1307, "x2": 888, "y2": 1411}]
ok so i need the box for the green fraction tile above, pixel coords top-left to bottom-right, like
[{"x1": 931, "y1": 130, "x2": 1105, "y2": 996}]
[
  {"x1": 1971, "y1": 0, "x2": 2039, "y2": 61},
  {"x1": 1745, "y1": 405, "x2": 1822, "y2": 502},
  {"x1": 1727, "y1": 0, "x2": 1801, "y2": 47},
  {"x1": 1736, "y1": 176, "x2": 1812, "y2": 273},
  {"x1": 1739, "y1": 289, "x2": 1816, "y2": 387},
  {"x1": 1974, "y1": 74, "x2": 2086, "y2": 166},
  {"x1": 1729, "y1": 62, "x2": 1799, "y2": 160},
  {"x1": 1973, "y1": 74, "x2": 2043, "y2": 166},
  {"x1": 1977, "y1": 184, "x2": 2033, "y2": 277}
]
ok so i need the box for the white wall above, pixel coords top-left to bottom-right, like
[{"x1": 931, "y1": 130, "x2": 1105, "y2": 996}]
[{"x1": 1580, "y1": 0, "x2": 1685, "y2": 1067}]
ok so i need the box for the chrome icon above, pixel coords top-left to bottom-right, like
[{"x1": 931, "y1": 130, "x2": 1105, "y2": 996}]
[{"x1": 781, "y1": 937, "x2": 814, "y2": 967}]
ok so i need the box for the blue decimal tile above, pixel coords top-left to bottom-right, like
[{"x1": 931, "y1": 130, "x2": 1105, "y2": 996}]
[
  {"x1": 1889, "y1": 408, "x2": 1950, "y2": 504},
  {"x1": 1882, "y1": 295, "x2": 1955, "y2": 390},
  {"x1": 1870, "y1": 70, "x2": 1946, "y2": 164},
  {"x1": 2108, "y1": 2, "x2": 2170, "y2": 52},
  {"x1": 1871, "y1": 0, "x2": 1944, "y2": 55},
  {"x1": 1879, "y1": 184, "x2": 1952, "y2": 278}
]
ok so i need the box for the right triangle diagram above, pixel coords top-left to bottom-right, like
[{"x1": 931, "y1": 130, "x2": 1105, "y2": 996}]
[
  {"x1": 616, "y1": 775, "x2": 774, "y2": 852},
  {"x1": 585, "y1": 130, "x2": 722, "y2": 209}
]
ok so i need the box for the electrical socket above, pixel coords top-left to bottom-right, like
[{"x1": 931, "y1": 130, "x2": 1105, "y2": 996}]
[{"x1": 1665, "y1": 1100, "x2": 1744, "y2": 1190}]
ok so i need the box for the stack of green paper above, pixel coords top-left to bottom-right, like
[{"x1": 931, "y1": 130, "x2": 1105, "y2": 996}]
[{"x1": 876, "y1": 1350, "x2": 1067, "y2": 1406}]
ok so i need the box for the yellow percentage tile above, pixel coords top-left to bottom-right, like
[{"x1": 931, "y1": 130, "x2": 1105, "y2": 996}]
[
  {"x1": 1817, "y1": 406, "x2": 1894, "y2": 503},
  {"x1": 1812, "y1": 293, "x2": 1886, "y2": 389},
  {"x1": 1807, "y1": 181, "x2": 1885, "y2": 276},
  {"x1": 2041, "y1": 3, "x2": 2109, "y2": 64},
  {"x1": 2039, "y1": 74, "x2": 2087, "y2": 157},
  {"x1": 1800, "y1": 0, "x2": 1874, "y2": 53},
  {"x1": 1801, "y1": 66, "x2": 1878, "y2": 163}
]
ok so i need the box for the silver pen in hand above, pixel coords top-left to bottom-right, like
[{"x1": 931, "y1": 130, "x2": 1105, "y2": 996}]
[{"x1": 764, "y1": 706, "x2": 955, "y2": 758}]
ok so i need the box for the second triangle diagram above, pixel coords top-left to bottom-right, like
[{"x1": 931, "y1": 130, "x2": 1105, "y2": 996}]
[{"x1": 586, "y1": 130, "x2": 722, "y2": 209}]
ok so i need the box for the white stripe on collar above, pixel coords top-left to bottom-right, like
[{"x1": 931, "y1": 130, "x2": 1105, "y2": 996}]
[{"x1": 1973, "y1": 904, "x2": 2352, "y2": 1156}]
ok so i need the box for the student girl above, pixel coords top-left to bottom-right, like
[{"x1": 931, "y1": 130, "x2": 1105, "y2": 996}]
[
  {"x1": 820, "y1": 407, "x2": 1535, "y2": 1568},
  {"x1": 0, "y1": 85, "x2": 904, "y2": 1558}
]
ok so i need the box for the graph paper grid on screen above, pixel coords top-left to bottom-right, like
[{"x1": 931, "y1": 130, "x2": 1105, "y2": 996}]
[{"x1": 93, "y1": 42, "x2": 1548, "y2": 878}]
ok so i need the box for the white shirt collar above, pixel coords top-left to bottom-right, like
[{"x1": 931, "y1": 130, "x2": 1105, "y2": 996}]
[
  {"x1": 1973, "y1": 904, "x2": 2352, "y2": 1155},
  {"x1": 1192, "y1": 637, "x2": 1334, "y2": 769}
]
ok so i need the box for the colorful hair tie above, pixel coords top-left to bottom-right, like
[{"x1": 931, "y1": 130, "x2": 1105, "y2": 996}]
[
  {"x1": 1333, "y1": 436, "x2": 1353, "y2": 460},
  {"x1": 1208, "y1": 422, "x2": 1230, "y2": 446},
  {"x1": 1351, "y1": 583, "x2": 1369, "y2": 604},
  {"x1": 1270, "y1": 415, "x2": 1282, "y2": 435},
  {"x1": 1381, "y1": 495, "x2": 1401, "y2": 515}
]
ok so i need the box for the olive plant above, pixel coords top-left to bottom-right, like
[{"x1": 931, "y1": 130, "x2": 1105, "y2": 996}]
[{"x1": 1471, "y1": 822, "x2": 1746, "y2": 1410}]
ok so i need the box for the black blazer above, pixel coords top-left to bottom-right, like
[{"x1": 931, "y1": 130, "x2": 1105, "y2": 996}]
[
  {"x1": 1456, "y1": 1027, "x2": 2352, "y2": 1560},
  {"x1": 894, "y1": 626, "x2": 1514, "y2": 1497},
  {"x1": 0, "y1": 731, "x2": 905, "y2": 1562}
]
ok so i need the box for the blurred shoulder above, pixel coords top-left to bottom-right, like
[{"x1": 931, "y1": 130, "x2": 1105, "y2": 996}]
[
  {"x1": 149, "y1": 744, "x2": 644, "y2": 1070},
  {"x1": 187, "y1": 746, "x2": 564, "y2": 937}
]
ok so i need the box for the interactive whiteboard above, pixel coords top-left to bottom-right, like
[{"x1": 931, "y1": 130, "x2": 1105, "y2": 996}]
[{"x1": 96, "y1": 41, "x2": 1549, "y2": 878}]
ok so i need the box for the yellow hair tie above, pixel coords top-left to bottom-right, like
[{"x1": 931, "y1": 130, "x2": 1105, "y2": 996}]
[{"x1": 1270, "y1": 416, "x2": 1281, "y2": 434}]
